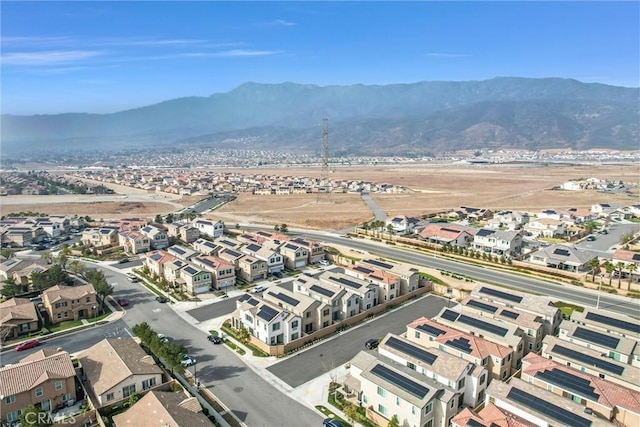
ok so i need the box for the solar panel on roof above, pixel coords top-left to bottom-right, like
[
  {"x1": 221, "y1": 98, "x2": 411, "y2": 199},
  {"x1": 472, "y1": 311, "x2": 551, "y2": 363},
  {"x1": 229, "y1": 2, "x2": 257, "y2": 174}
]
[
  {"x1": 633, "y1": 254, "x2": 640, "y2": 261},
  {"x1": 479, "y1": 286, "x2": 523, "y2": 303},
  {"x1": 440, "y1": 309, "x2": 460, "y2": 322},
  {"x1": 364, "y1": 259, "x2": 394, "y2": 270},
  {"x1": 226, "y1": 249, "x2": 242, "y2": 257},
  {"x1": 354, "y1": 266, "x2": 374, "y2": 274},
  {"x1": 573, "y1": 327, "x2": 620, "y2": 349},
  {"x1": 171, "y1": 246, "x2": 186, "y2": 254},
  {"x1": 585, "y1": 312, "x2": 640, "y2": 333},
  {"x1": 151, "y1": 253, "x2": 162, "y2": 261},
  {"x1": 285, "y1": 243, "x2": 298, "y2": 250},
  {"x1": 310, "y1": 284, "x2": 334, "y2": 297},
  {"x1": 507, "y1": 387, "x2": 592, "y2": 427},
  {"x1": 370, "y1": 275, "x2": 384, "y2": 281},
  {"x1": 416, "y1": 323, "x2": 446, "y2": 337},
  {"x1": 466, "y1": 299, "x2": 498, "y2": 313},
  {"x1": 446, "y1": 337, "x2": 472, "y2": 354},
  {"x1": 553, "y1": 248, "x2": 571, "y2": 257},
  {"x1": 330, "y1": 276, "x2": 362, "y2": 289},
  {"x1": 467, "y1": 419, "x2": 484, "y2": 427},
  {"x1": 476, "y1": 229, "x2": 493, "y2": 237},
  {"x1": 551, "y1": 344, "x2": 624, "y2": 375},
  {"x1": 386, "y1": 337, "x2": 438, "y2": 365},
  {"x1": 272, "y1": 292, "x2": 300, "y2": 306},
  {"x1": 501, "y1": 310, "x2": 520, "y2": 320},
  {"x1": 370, "y1": 364, "x2": 429, "y2": 399},
  {"x1": 257, "y1": 305, "x2": 279, "y2": 321},
  {"x1": 247, "y1": 298, "x2": 260, "y2": 306},
  {"x1": 458, "y1": 314, "x2": 509, "y2": 336},
  {"x1": 440, "y1": 227, "x2": 460, "y2": 233},
  {"x1": 184, "y1": 266, "x2": 197, "y2": 275},
  {"x1": 246, "y1": 243, "x2": 262, "y2": 252},
  {"x1": 238, "y1": 294, "x2": 251, "y2": 302},
  {"x1": 536, "y1": 368, "x2": 599, "y2": 400}
]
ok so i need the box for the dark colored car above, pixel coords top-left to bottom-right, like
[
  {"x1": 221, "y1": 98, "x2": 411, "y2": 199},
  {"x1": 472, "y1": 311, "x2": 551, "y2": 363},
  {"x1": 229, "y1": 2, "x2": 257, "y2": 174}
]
[
  {"x1": 15, "y1": 339, "x2": 41, "y2": 351},
  {"x1": 365, "y1": 338, "x2": 379, "y2": 350},
  {"x1": 117, "y1": 299, "x2": 129, "y2": 307},
  {"x1": 117, "y1": 258, "x2": 129, "y2": 264},
  {"x1": 156, "y1": 296, "x2": 169, "y2": 303},
  {"x1": 207, "y1": 335, "x2": 223, "y2": 344},
  {"x1": 586, "y1": 235, "x2": 597, "y2": 241},
  {"x1": 323, "y1": 418, "x2": 344, "y2": 427}
]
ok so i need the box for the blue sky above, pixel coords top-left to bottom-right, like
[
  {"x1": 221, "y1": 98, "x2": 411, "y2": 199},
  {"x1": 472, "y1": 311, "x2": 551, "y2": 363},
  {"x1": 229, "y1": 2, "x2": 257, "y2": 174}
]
[{"x1": 2, "y1": 1, "x2": 638, "y2": 115}]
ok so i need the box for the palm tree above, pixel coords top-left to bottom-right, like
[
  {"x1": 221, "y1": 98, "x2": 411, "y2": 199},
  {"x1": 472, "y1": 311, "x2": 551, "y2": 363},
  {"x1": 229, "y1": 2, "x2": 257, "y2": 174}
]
[
  {"x1": 615, "y1": 262, "x2": 626, "y2": 288},
  {"x1": 588, "y1": 258, "x2": 600, "y2": 282},
  {"x1": 604, "y1": 262, "x2": 615, "y2": 286},
  {"x1": 628, "y1": 263, "x2": 637, "y2": 288}
]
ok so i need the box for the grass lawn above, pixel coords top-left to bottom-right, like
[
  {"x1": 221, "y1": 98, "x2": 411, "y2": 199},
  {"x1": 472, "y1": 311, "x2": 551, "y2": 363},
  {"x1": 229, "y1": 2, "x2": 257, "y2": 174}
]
[
  {"x1": 46, "y1": 319, "x2": 83, "y2": 333},
  {"x1": 87, "y1": 306, "x2": 113, "y2": 323},
  {"x1": 553, "y1": 301, "x2": 584, "y2": 318}
]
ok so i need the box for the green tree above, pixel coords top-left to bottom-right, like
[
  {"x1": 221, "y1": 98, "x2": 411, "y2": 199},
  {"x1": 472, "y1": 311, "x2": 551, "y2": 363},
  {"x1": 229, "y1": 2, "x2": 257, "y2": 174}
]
[
  {"x1": 165, "y1": 213, "x2": 175, "y2": 224},
  {"x1": 154, "y1": 214, "x2": 164, "y2": 224},
  {"x1": 30, "y1": 270, "x2": 49, "y2": 291},
  {"x1": 388, "y1": 414, "x2": 400, "y2": 427},
  {"x1": 57, "y1": 246, "x2": 71, "y2": 271},
  {"x1": 132, "y1": 322, "x2": 155, "y2": 345},
  {"x1": 588, "y1": 258, "x2": 600, "y2": 282},
  {"x1": 123, "y1": 392, "x2": 140, "y2": 408},
  {"x1": 47, "y1": 264, "x2": 67, "y2": 286},
  {"x1": 159, "y1": 341, "x2": 186, "y2": 374},
  {"x1": 94, "y1": 280, "x2": 114, "y2": 310},
  {"x1": 628, "y1": 263, "x2": 637, "y2": 288},
  {"x1": 280, "y1": 224, "x2": 288, "y2": 233},
  {"x1": 583, "y1": 220, "x2": 599, "y2": 233},
  {"x1": 39, "y1": 251, "x2": 53, "y2": 265},
  {"x1": 343, "y1": 402, "x2": 359, "y2": 425},
  {"x1": 604, "y1": 261, "x2": 615, "y2": 286},
  {"x1": 19, "y1": 405, "x2": 53, "y2": 427},
  {"x1": 68, "y1": 259, "x2": 86, "y2": 278},
  {"x1": 615, "y1": 262, "x2": 625, "y2": 288},
  {"x1": 1, "y1": 248, "x2": 15, "y2": 259},
  {"x1": 274, "y1": 224, "x2": 280, "y2": 232},
  {"x1": 237, "y1": 326, "x2": 250, "y2": 344},
  {"x1": 1, "y1": 276, "x2": 22, "y2": 297}
]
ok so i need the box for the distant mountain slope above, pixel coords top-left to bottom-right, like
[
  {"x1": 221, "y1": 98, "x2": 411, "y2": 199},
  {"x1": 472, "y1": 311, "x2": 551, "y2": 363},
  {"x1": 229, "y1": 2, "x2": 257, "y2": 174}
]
[{"x1": 2, "y1": 77, "x2": 638, "y2": 155}]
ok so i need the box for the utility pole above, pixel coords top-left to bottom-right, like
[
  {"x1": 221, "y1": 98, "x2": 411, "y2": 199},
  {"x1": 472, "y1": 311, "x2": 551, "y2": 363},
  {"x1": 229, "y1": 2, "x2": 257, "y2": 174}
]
[{"x1": 318, "y1": 118, "x2": 332, "y2": 203}]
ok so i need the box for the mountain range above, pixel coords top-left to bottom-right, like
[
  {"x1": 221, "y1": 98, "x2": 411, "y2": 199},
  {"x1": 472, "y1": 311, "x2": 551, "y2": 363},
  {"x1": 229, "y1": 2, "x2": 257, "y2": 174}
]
[{"x1": 2, "y1": 77, "x2": 638, "y2": 156}]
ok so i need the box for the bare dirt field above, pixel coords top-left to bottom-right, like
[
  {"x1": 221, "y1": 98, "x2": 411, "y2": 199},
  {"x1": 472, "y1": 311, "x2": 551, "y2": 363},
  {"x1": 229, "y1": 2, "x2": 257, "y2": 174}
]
[{"x1": 2, "y1": 163, "x2": 637, "y2": 230}]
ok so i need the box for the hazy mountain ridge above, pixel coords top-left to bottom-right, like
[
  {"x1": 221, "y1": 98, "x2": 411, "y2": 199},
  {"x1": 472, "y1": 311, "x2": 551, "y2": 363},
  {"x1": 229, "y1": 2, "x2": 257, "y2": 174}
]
[{"x1": 2, "y1": 77, "x2": 638, "y2": 155}]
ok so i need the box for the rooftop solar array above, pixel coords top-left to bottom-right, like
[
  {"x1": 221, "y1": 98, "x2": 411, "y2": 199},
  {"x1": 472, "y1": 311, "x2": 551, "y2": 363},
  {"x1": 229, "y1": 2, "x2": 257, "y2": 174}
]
[
  {"x1": 466, "y1": 420, "x2": 487, "y2": 427},
  {"x1": 225, "y1": 249, "x2": 243, "y2": 258},
  {"x1": 446, "y1": 337, "x2": 473, "y2": 354},
  {"x1": 246, "y1": 243, "x2": 262, "y2": 252},
  {"x1": 573, "y1": 327, "x2": 620, "y2": 349},
  {"x1": 247, "y1": 298, "x2": 259, "y2": 306},
  {"x1": 416, "y1": 323, "x2": 446, "y2": 337},
  {"x1": 310, "y1": 284, "x2": 335, "y2": 297},
  {"x1": 441, "y1": 309, "x2": 460, "y2": 322},
  {"x1": 553, "y1": 248, "x2": 571, "y2": 257},
  {"x1": 585, "y1": 312, "x2": 640, "y2": 333},
  {"x1": 284, "y1": 243, "x2": 299, "y2": 250},
  {"x1": 440, "y1": 227, "x2": 460, "y2": 234},
  {"x1": 271, "y1": 292, "x2": 300, "y2": 306},
  {"x1": 220, "y1": 239, "x2": 237, "y2": 246},
  {"x1": 150, "y1": 253, "x2": 162, "y2": 261},
  {"x1": 329, "y1": 276, "x2": 363, "y2": 289},
  {"x1": 476, "y1": 229, "x2": 494, "y2": 237},
  {"x1": 238, "y1": 294, "x2": 251, "y2": 302},
  {"x1": 536, "y1": 368, "x2": 599, "y2": 400},
  {"x1": 386, "y1": 337, "x2": 438, "y2": 365},
  {"x1": 197, "y1": 257, "x2": 216, "y2": 268},
  {"x1": 171, "y1": 246, "x2": 186, "y2": 254},
  {"x1": 500, "y1": 310, "x2": 520, "y2": 320},
  {"x1": 354, "y1": 266, "x2": 374, "y2": 274},
  {"x1": 633, "y1": 254, "x2": 640, "y2": 261},
  {"x1": 479, "y1": 287, "x2": 523, "y2": 303},
  {"x1": 551, "y1": 344, "x2": 624, "y2": 375},
  {"x1": 184, "y1": 266, "x2": 198, "y2": 275},
  {"x1": 507, "y1": 387, "x2": 592, "y2": 427},
  {"x1": 370, "y1": 364, "x2": 429, "y2": 399},
  {"x1": 370, "y1": 275, "x2": 384, "y2": 281},
  {"x1": 257, "y1": 305, "x2": 279, "y2": 321},
  {"x1": 364, "y1": 259, "x2": 394, "y2": 270},
  {"x1": 466, "y1": 299, "x2": 498, "y2": 313},
  {"x1": 457, "y1": 315, "x2": 508, "y2": 336}
]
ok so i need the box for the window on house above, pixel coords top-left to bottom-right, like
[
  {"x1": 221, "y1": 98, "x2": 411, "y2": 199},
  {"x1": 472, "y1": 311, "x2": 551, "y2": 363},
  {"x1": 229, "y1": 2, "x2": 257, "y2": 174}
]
[
  {"x1": 425, "y1": 420, "x2": 433, "y2": 427},
  {"x1": 123, "y1": 384, "x2": 136, "y2": 398},
  {"x1": 5, "y1": 395, "x2": 16, "y2": 404},
  {"x1": 7, "y1": 411, "x2": 18, "y2": 422},
  {"x1": 407, "y1": 362, "x2": 416, "y2": 370},
  {"x1": 480, "y1": 374, "x2": 486, "y2": 385},
  {"x1": 323, "y1": 309, "x2": 330, "y2": 316},
  {"x1": 291, "y1": 320, "x2": 299, "y2": 328},
  {"x1": 457, "y1": 378, "x2": 465, "y2": 389},
  {"x1": 377, "y1": 386, "x2": 386, "y2": 397},
  {"x1": 450, "y1": 399, "x2": 455, "y2": 409},
  {"x1": 424, "y1": 401, "x2": 433, "y2": 414},
  {"x1": 415, "y1": 331, "x2": 420, "y2": 339},
  {"x1": 306, "y1": 312, "x2": 311, "y2": 318},
  {"x1": 35, "y1": 387, "x2": 43, "y2": 397},
  {"x1": 55, "y1": 381, "x2": 63, "y2": 391},
  {"x1": 273, "y1": 322, "x2": 281, "y2": 331},
  {"x1": 106, "y1": 393, "x2": 114, "y2": 401},
  {"x1": 396, "y1": 396, "x2": 400, "y2": 406},
  {"x1": 377, "y1": 404, "x2": 387, "y2": 416},
  {"x1": 291, "y1": 333, "x2": 299, "y2": 340},
  {"x1": 142, "y1": 378, "x2": 156, "y2": 390}
]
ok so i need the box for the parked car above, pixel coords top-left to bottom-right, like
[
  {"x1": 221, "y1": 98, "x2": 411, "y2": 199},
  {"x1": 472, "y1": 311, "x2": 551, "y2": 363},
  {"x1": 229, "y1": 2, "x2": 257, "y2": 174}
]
[
  {"x1": 15, "y1": 339, "x2": 41, "y2": 351},
  {"x1": 127, "y1": 275, "x2": 138, "y2": 283},
  {"x1": 323, "y1": 418, "x2": 344, "y2": 427},
  {"x1": 157, "y1": 333, "x2": 173, "y2": 344},
  {"x1": 117, "y1": 299, "x2": 129, "y2": 307},
  {"x1": 181, "y1": 354, "x2": 196, "y2": 367},
  {"x1": 207, "y1": 335, "x2": 223, "y2": 344},
  {"x1": 156, "y1": 296, "x2": 169, "y2": 303},
  {"x1": 252, "y1": 285, "x2": 266, "y2": 294},
  {"x1": 117, "y1": 258, "x2": 129, "y2": 264},
  {"x1": 586, "y1": 235, "x2": 597, "y2": 241},
  {"x1": 318, "y1": 259, "x2": 330, "y2": 266},
  {"x1": 364, "y1": 338, "x2": 379, "y2": 350}
]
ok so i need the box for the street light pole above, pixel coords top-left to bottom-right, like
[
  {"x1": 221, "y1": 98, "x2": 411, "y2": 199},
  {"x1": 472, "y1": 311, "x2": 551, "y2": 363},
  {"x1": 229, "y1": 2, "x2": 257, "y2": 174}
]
[{"x1": 596, "y1": 275, "x2": 603, "y2": 310}]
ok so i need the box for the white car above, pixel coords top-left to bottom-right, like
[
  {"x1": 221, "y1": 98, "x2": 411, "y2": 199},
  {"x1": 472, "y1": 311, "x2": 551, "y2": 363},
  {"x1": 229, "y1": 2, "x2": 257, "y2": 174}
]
[
  {"x1": 181, "y1": 354, "x2": 196, "y2": 367},
  {"x1": 252, "y1": 286, "x2": 266, "y2": 294},
  {"x1": 318, "y1": 260, "x2": 330, "y2": 266}
]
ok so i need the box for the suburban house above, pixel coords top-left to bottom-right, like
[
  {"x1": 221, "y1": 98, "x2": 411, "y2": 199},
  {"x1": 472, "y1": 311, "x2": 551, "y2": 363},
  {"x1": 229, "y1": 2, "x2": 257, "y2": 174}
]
[
  {"x1": 0, "y1": 258, "x2": 26, "y2": 281},
  {"x1": 177, "y1": 263, "x2": 211, "y2": 295},
  {"x1": 42, "y1": 284, "x2": 98, "y2": 324},
  {"x1": 165, "y1": 222, "x2": 200, "y2": 244},
  {"x1": 526, "y1": 244, "x2": 596, "y2": 272},
  {"x1": 78, "y1": 338, "x2": 165, "y2": 409},
  {"x1": 360, "y1": 259, "x2": 420, "y2": 294},
  {"x1": 35, "y1": 220, "x2": 63, "y2": 238},
  {"x1": 140, "y1": 224, "x2": 169, "y2": 250},
  {"x1": 485, "y1": 377, "x2": 613, "y2": 427},
  {"x1": 166, "y1": 244, "x2": 199, "y2": 262},
  {"x1": 558, "y1": 320, "x2": 637, "y2": 365},
  {"x1": 294, "y1": 276, "x2": 361, "y2": 322},
  {"x1": 406, "y1": 317, "x2": 513, "y2": 382},
  {"x1": 433, "y1": 307, "x2": 524, "y2": 372},
  {"x1": 569, "y1": 308, "x2": 640, "y2": 343},
  {"x1": 289, "y1": 237, "x2": 326, "y2": 264},
  {"x1": 344, "y1": 349, "x2": 459, "y2": 427},
  {"x1": 0, "y1": 349, "x2": 77, "y2": 424},
  {"x1": 612, "y1": 248, "x2": 640, "y2": 282},
  {"x1": 112, "y1": 390, "x2": 210, "y2": 427},
  {"x1": 191, "y1": 255, "x2": 236, "y2": 290},
  {"x1": 144, "y1": 250, "x2": 177, "y2": 278},
  {"x1": 385, "y1": 215, "x2": 420, "y2": 235},
  {"x1": 523, "y1": 218, "x2": 565, "y2": 238},
  {"x1": 237, "y1": 256, "x2": 268, "y2": 283},
  {"x1": 216, "y1": 236, "x2": 244, "y2": 251},
  {"x1": 470, "y1": 285, "x2": 561, "y2": 337},
  {"x1": 377, "y1": 333, "x2": 489, "y2": 408},
  {"x1": 233, "y1": 294, "x2": 302, "y2": 345},
  {"x1": 192, "y1": 219, "x2": 224, "y2": 238},
  {"x1": 81, "y1": 227, "x2": 119, "y2": 247},
  {"x1": 263, "y1": 287, "x2": 329, "y2": 333},
  {"x1": 191, "y1": 238, "x2": 221, "y2": 256},
  {"x1": 118, "y1": 230, "x2": 151, "y2": 254},
  {"x1": 345, "y1": 264, "x2": 400, "y2": 305},
  {"x1": 2, "y1": 226, "x2": 40, "y2": 247},
  {"x1": 452, "y1": 403, "x2": 537, "y2": 427},
  {"x1": 486, "y1": 210, "x2": 529, "y2": 231},
  {"x1": 521, "y1": 352, "x2": 640, "y2": 426},
  {"x1": 241, "y1": 243, "x2": 285, "y2": 274},
  {"x1": 163, "y1": 259, "x2": 188, "y2": 287},
  {"x1": 541, "y1": 336, "x2": 640, "y2": 392},
  {"x1": 318, "y1": 271, "x2": 377, "y2": 312},
  {"x1": 472, "y1": 229, "x2": 523, "y2": 257},
  {"x1": 418, "y1": 224, "x2": 474, "y2": 247},
  {"x1": 279, "y1": 242, "x2": 309, "y2": 269},
  {"x1": 0, "y1": 298, "x2": 40, "y2": 342}
]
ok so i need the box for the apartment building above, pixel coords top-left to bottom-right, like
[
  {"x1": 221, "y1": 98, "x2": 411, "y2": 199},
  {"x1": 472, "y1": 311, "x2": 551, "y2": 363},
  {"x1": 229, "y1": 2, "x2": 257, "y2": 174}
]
[
  {"x1": 0, "y1": 298, "x2": 40, "y2": 341},
  {"x1": 318, "y1": 271, "x2": 377, "y2": 312},
  {"x1": 406, "y1": 317, "x2": 513, "y2": 382},
  {"x1": 360, "y1": 259, "x2": 420, "y2": 294},
  {"x1": 0, "y1": 349, "x2": 76, "y2": 424},
  {"x1": 263, "y1": 287, "x2": 329, "y2": 333},
  {"x1": 345, "y1": 264, "x2": 401, "y2": 304},
  {"x1": 233, "y1": 294, "x2": 302, "y2": 345},
  {"x1": 42, "y1": 284, "x2": 98, "y2": 324},
  {"x1": 191, "y1": 255, "x2": 236, "y2": 289},
  {"x1": 558, "y1": 320, "x2": 637, "y2": 365},
  {"x1": 78, "y1": 338, "x2": 165, "y2": 409}
]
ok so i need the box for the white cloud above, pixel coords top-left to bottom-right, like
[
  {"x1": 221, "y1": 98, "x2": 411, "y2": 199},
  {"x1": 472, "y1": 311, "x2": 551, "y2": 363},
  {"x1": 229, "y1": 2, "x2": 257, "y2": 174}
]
[
  {"x1": 1, "y1": 50, "x2": 106, "y2": 66},
  {"x1": 1, "y1": 36, "x2": 74, "y2": 47},
  {"x1": 212, "y1": 49, "x2": 281, "y2": 57},
  {"x1": 274, "y1": 19, "x2": 297, "y2": 27}
]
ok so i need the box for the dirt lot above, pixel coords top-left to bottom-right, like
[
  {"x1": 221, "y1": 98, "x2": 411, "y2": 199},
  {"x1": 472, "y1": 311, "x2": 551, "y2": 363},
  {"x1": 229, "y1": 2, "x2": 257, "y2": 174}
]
[{"x1": 2, "y1": 163, "x2": 637, "y2": 229}]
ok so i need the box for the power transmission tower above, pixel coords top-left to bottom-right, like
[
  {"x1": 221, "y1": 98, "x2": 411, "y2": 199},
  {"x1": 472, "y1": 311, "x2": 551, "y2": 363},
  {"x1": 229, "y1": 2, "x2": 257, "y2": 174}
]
[{"x1": 318, "y1": 118, "x2": 332, "y2": 203}]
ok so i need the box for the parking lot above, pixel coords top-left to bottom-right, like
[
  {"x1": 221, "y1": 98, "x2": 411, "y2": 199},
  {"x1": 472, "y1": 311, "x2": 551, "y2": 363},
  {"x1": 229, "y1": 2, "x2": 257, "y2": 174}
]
[{"x1": 266, "y1": 294, "x2": 450, "y2": 388}]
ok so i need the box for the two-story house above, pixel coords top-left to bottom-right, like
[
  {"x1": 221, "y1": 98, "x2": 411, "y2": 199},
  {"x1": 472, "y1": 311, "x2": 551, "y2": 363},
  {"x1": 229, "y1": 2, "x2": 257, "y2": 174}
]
[
  {"x1": 345, "y1": 264, "x2": 400, "y2": 305},
  {"x1": 233, "y1": 295, "x2": 302, "y2": 345},
  {"x1": 191, "y1": 238, "x2": 222, "y2": 256},
  {"x1": 81, "y1": 227, "x2": 119, "y2": 247},
  {"x1": 472, "y1": 229, "x2": 523, "y2": 257},
  {"x1": 140, "y1": 225, "x2": 169, "y2": 250},
  {"x1": 293, "y1": 276, "x2": 359, "y2": 322},
  {"x1": 241, "y1": 243, "x2": 285, "y2": 274},
  {"x1": 165, "y1": 222, "x2": 200, "y2": 244},
  {"x1": 177, "y1": 264, "x2": 211, "y2": 295},
  {"x1": 279, "y1": 242, "x2": 308, "y2": 269},
  {"x1": 112, "y1": 390, "x2": 210, "y2": 427},
  {"x1": 289, "y1": 238, "x2": 325, "y2": 264},
  {"x1": 191, "y1": 255, "x2": 236, "y2": 290},
  {"x1": 166, "y1": 244, "x2": 199, "y2": 262},
  {"x1": 0, "y1": 298, "x2": 40, "y2": 342},
  {"x1": 318, "y1": 271, "x2": 377, "y2": 313},
  {"x1": 144, "y1": 250, "x2": 177, "y2": 278},
  {"x1": 263, "y1": 287, "x2": 329, "y2": 333},
  {"x1": 78, "y1": 338, "x2": 165, "y2": 409},
  {"x1": 42, "y1": 284, "x2": 98, "y2": 324},
  {"x1": 0, "y1": 349, "x2": 76, "y2": 423},
  {"x1": 360, "y1": 259, "x2": 420, "y2": 294},
  {"x1": 192, "y1": 219, "x2": 224, "y2": 239},
  {"x1": 523, "y1": 218, "x2": 565, "y2": 238},
  {"x1": 237, "y1": 256, "x2": 268, "y2": 284},
  {"x1": 118, "y1": 230, "x2": 150, "y2": 254},
  {"x1": 385, "y1": 215, "x2": 420, "y2": 235}
]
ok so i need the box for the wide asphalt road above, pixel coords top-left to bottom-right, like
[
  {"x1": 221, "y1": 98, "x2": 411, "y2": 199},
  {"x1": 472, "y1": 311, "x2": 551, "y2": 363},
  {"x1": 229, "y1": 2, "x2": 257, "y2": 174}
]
[{"x1": 267, "y1": 294, "x2": 449, "y2": 388}]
